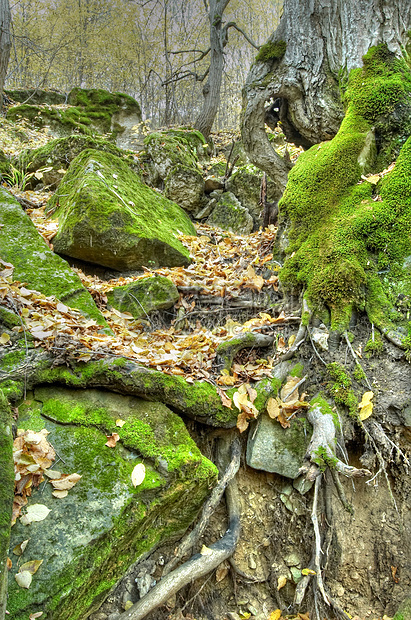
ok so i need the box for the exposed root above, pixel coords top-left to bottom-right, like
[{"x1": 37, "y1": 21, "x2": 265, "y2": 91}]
[
  {"x1": 329, "y1": 468, "x2": 354, "y2": 515},
  {"x1": 312, "y1": 475, "x2": 330, "y2": 606},
  {"x1": 299, "y1": 404, "x2": 372, "y2": 481},
  {"x1": 214, "y1": 332, "x2": 274, "y2": 372},
  {"x1": 117, "y1": 435, "x2": 241, "y2": 620},
  {"x1": 343, "y1": 331, "x2": 372, "y2": 390},
  {"x1": 163, "y1": 436, "x2": 241, "y2": 575}
]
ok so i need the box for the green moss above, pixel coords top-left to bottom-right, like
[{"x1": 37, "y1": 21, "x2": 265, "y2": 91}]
[
  {"x1": 310, "y1": 394, "x2": 340, "y2": 429},
  {"x1": 313, "y1": 445, "x2": 338, "y2": 471},
  {"x1": 353, "y1": 364, "x2": 367, "y2": 383},
  {"x1": 0, "y1": 390, "x2": 14, "y2": 614},
  {"x1": 256, "y1": 40, "x2": 286, "y2": 63},
  {"x1": 290, "y1": 362, "x2": 304, "y2": 378},
  {"x1": 279, "y1": 44, "x2": 411, "y2": 333},
  {"x1": 326, "y1": 363, "x2": 358, "y2": 416},
  {"x1": 107, "y1": 275, "x2": 179, "y2": 319},
  {"x1": 365, "y1": 331, "x2": 385, "y2": 358},
  {"x1": 47, "y1": 149, "x2": 196, "y2": 271}
]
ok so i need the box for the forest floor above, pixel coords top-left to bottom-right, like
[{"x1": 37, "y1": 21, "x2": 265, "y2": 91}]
[{"x1": 2, "y1": 116, "x2": 409, "y2": 620}]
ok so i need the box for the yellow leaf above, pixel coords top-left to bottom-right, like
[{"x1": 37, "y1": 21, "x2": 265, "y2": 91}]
[
  {"x1": 0, "y1": 332, "x2": 10, "y2": 344},
  {"x1": 268, "y1": 610, "x2": 282, "y2": 620},
  {"x1": 20, "y1": 559, "x2": 43, "y2": 575},
  {"x1": 52, "y1": 490, "x2": 68, "y2": 499},
  {"x1": 359, "y1": 402, "x2": 373, "y2": 421},
  {"x1": 200, "y1": 544, "x2": 213, "y2": 556},
  {"x1": 277, "y1": 575, "x2": 287, "y2": 590},
  {"x1": 131, "y1": 463, "x2": 146, "y2": 487},
  {"x1": 358, "y1": 391, "x2": 374, "y2": 420},
  {"x1": 301, "y1": 568, "x2": 316, "y2": 576},
  {"x1": 116, "y1": 419, "x2": 126, "y2": 427}
]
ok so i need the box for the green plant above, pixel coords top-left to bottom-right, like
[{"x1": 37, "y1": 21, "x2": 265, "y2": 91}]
[{"x1": 2, "y1": 163, "x2": 35, "y2": 190}]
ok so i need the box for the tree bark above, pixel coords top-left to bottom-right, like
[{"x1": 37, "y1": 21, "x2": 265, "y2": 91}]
[
  {"x1": 0, "y1": 0, "x2": 11, "y2": 110},
  {"x1": 194, "y1": 0, "x2": 231, "y2": 139},
  {"x1": 242, "y1": 0, "x2": 411, "y2": 189}
]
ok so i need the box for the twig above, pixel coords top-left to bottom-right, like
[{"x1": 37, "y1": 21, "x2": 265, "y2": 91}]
[{"x1": 307, "y1": 327, "x2": 327, "y2": 366}]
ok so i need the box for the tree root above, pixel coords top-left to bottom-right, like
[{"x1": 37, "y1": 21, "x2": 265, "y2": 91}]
[
  {"x1": 299, "y1": 404, "x2": 372, "y2": 481},
  {"x1": 163, "y1": 435, "x2": 241, "y2": 575},
  {"x1": 214, "y1": 332, "x2": 274, "y2": 371},
  {"x1": 117, "y1": 435, "x2": 242, "y2": 620}
]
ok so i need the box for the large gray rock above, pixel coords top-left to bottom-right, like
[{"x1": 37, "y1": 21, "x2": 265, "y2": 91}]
[
  {"x1": 225, "y1": 167, "x2": 278, "y2": 228},
  {"x1": 207, "y1": 191, "x2": 253, "y2": 235},
  {"x1": 7, "y1": 387, "x2": 217, "y2": 620},
  {"x1": 165, "y1": 164, "x2": 205, "y2": 213},
  {"x1": 48, "y1": 149, "x2": 196, "y2": 271},
  {"x1": 246, "y1": 413, "x2": 311, "y2": 479},
  {"x1": 0, "y1": 188, "x2": 107, "y2": 328}
]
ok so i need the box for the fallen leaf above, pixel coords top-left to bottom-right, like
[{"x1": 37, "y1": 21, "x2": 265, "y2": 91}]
[
  {"x1": 15, "y1": 570, "x2": 32, "y2": 588},
  {"x1": 20, "y1": 504, "x2": 51, "y2": 525},
  {"x1": 116, "y1": 419, "x2": 126, "y2": 427},
  {"x1": 131, "y1": 463, "x2": 146, "y2": 487},
  {"x1": 236, "y1": 411, "x2": 249, "y2": 433},
  {"x1": 268, "y1": 610, "x2": 282, "y2": 620},
  {"x1": 20, "y1": 559, "x2": 43, "y2": 575},
  {"x1": 50, "y1": 473, "x2": 81, "y2": 491},
  {"x1": 52, "y1": 490, "x2": 68, "y2": 499},
  {"x1": 29, "y1": 613, "x2": 44, "y2": 619},
  {"x1": 6, "y1": 557, "x2": 12, "y2": 569},
  {"x1": 215, "y1": 562, "x2": 229, "y2": 582},
  {"x1": 267, "y1": 397, "x2": 281, "y2": 419},
  {"x1": 391, "y1": 565, "x2": 399, "y2": 583},
  {"x1": 358, "y1": 391, "x2": 374, "y2": 421},
  {"x1": 13, "y1": 540, "x2": 29, "y2": 556},
  {"x1": 105, "y1": 433, "x2": 120, "y2": 447},
  {"x1": 43, "y1": 470, "x2": 61, "y2": 480},
  {"x1": 0, "y1": 332, "x2": 11, "y2": 344},
  {"x1": 277, "y1": 575, "x2": 287, "y2": 590},
  {"x1": 301, "y1": 568, "x2": 316, "y2": 576},
  {"x1": 200, "y1": 544, "x2": 213, "y2": 556}
]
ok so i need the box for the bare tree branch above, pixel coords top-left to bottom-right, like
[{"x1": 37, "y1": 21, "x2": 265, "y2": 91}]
[{"x1": 222, "y1": 21, "x2": 260, "y2": 49}]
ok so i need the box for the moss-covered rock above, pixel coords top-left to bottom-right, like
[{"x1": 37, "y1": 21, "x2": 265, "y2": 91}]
[
  {"x1": 164, "y1": 163, "x2": 205, "y2": 213},
  {"x1": 5, "y1": 88, "x2": 66, "y2": 105},
  {"x1": 7, "y1": 387, "x2": 217, "y2": 620},
  {"x1": 48, "y1": 149, "x2": 196, "y2": 271},
  {"x1": 278, "y1": 44, "x2": 411, "y2": 332},
  {"x1": 7, "y1": 88, "x2": 142, "y2": 148},
  {"x1": 0, "y1": 390, "x2": 14, "y2": 620},
  {"x1": 0, "y1": 188, "x2": 108, "y2": 328},
  {"x1": 16, "y1": 135, "x2": 132, "y2": 189},
  {"x1": 144, "y1": 129, "x2": 209, "y2": 187},
  {"x1": 107, "y1": 275, "x2": 179, "y2": 319},
  {"x1": 207, "y1": 191, "x2": 253, "y2": 235}
]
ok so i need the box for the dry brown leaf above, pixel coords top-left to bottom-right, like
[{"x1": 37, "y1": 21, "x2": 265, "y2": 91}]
[
  {"x1": 52, "y1": 489, "x2": 68, "y2": 499},
  {"x1": 267, "y1": 397, "x2": 282, "y2": 419},
  {"x1": 50, "y1": 473, "x2": 81, "y2": 491},
  {"x1": 20, "y1": 559, "x2": 43, "y2": 575},
  {"x1": 236, "y1": 411, "x2": 250, "y2": 433},
  {"x1": 105, "y1": 432, "x2": 120, "y2": 448},
  {"x1": 215, "y1": 562, "x2": 229, "y2": 582}
]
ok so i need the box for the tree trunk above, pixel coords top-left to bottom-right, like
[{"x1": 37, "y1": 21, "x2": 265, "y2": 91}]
[
  {"x1": 194, "y1": 0, "x2": 231, "y2": 139},
  {"x1": 242, "y1": 0, "x2": 411, "y2": 192},
  {"x1": 0, "y1": 0, "x2": 11, "y2": 110}
]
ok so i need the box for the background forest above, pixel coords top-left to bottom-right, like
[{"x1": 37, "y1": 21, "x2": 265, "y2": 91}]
[{"x1": 7, "y1": 0, "x2": 281, "y2": 129}]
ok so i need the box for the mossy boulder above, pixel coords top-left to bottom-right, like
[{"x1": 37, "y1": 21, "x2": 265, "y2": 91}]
[
  {"x1": 107, "y1": 275, "x2": 179, "y2": 319},
  {"x1": 164, "y1": 163, "x2": 205, "y2": 213},
  {"x1": 144, "y1": 129, "x2": 209, "y2": 187},
  {"x1": 15, "y1": 135, "x2": 132, "y2": 189},
  {"x1": 48, "y1": 149, "x2": 196, "y2": 271},
  {"x1": 0, "y1": 188, "x2": 108, "y2": 328},
  {"x1": 5, "y1": 88, "x2": 67, "y2": 105},
  {"x1": 207, "y1": 191, "x2": 253, "y2": 235},
  {"x1": 7, "y1": 88, "x2": 142, "y2": 148},
  {"x1": 7, "y1": 387, "x2": 217, "y2": 620},
  {"x1": 0, "y1": 391, "x2": 14, "y2": 620},
  {"x1": 225, "y1": 166, "x2": 278, "y2": 228}
]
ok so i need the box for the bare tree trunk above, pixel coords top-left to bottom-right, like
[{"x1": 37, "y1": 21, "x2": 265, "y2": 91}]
[
  {"x1": 194, "y1": 0, "x2": 230, "y2": 139},
  {"x1": 0, "y1": 0, "x2": 11, "y2": 111},
  {"x1": 242, "y1": 0, "x2": 411, "y2": 191}
]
